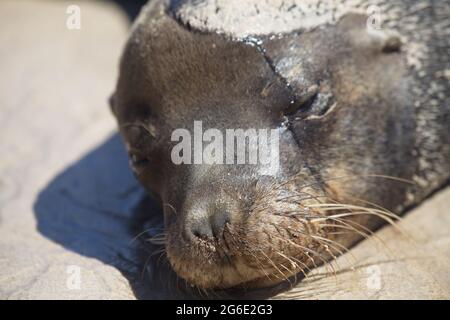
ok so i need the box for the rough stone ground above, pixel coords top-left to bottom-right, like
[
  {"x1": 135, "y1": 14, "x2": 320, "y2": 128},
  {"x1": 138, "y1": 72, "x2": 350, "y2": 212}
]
[{"x1": 0, "y1": 0, "x2": 448, "y2": 299}]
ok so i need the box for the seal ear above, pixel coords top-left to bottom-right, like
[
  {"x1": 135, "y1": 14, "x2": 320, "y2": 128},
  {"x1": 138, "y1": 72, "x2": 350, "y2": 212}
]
[{"x1": 109, "y1": 93, "x2": 117, "y2": 117}]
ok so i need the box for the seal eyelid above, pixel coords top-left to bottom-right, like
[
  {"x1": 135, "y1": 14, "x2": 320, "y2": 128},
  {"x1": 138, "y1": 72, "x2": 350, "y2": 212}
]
[
  {"x1": 120, "y1": 122, "x2": 157, "y2": 138},
  {"x1": 128, "y1": 151, "x2": 150, "y2": 168},
  {"x1": 284, "y1": 84, "x2": 319, "y2": 116}
]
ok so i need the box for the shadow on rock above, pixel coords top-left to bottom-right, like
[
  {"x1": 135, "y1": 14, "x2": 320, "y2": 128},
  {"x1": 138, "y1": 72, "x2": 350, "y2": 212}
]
[{"x1": 33, "y1": 133, "x2": 181, "y2": 299}]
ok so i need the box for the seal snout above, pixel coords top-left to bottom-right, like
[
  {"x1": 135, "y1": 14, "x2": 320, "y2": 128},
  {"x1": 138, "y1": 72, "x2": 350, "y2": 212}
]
[{"x1": 164, "y1": 178, "x2": 327, "y2": 289}]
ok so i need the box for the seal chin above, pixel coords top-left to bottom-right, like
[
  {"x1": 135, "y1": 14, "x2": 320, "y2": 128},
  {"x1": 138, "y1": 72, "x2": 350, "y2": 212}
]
[
  {"x1": 165, "y1": 225, "x2": 258, "y2": 289},
  {"x1": 166, "y1": 253, "x2": 252, "y2": 289}
]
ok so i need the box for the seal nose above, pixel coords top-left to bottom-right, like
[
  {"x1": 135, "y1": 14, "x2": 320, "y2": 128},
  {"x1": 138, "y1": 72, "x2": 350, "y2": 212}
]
[{"x1": 191, "y1": 211, "x2": 230, "y2": 240}]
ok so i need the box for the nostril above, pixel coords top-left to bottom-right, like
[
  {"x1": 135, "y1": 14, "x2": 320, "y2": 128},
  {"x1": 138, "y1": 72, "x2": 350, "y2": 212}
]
[
  {"x1": 191, "y1": 221, "x2": 214, "y2": 240},
  {"x1": 210, "y1": 211, "x2": 230, "y2": 239},
  {"x1": 190, "y1": 211, "x2": 230, "y2": 241}
]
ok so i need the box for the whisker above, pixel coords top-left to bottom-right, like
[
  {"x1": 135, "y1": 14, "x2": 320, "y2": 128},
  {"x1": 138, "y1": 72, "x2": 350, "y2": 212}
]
[
  {"x1": 259, "y1": 249, "x2": 290, "y2": 282},
  {"x1": 163, "y1": 203, "x2": 177, "y2": 215},
  {"x1": 130, "y1": 227, "x2": 165, "y2": 245},
  {"x1": 272, "y1": 235, "x2": 338, "y2": 280},
  {"x1": 306, "y1": 202, "x2": 409, "y2": 237},
  {"x1": 147, "y1": 232, "x2": 167, "y2": 245},
  {"x1": 275, "y1": 251, "x2": 311, "y2": 281},
  {"x1": 328, "y1": 217, "x2": 396, "y2": 258},
  {"x1": 298, "y1": 173, "x2": 415, "y2": 191}
]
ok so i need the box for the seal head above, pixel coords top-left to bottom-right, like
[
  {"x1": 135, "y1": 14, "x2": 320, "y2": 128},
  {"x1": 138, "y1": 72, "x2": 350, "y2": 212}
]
[{"x1": 111, "y1": 0, "x2": 450, "y2": 289}]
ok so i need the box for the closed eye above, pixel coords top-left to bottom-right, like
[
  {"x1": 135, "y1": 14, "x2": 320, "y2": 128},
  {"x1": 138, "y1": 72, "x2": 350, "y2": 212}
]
[
  {"x1": 120, "y1": 122, "x2": 158, "y2": 163},
  {"x1": 129, "y1": 152, "x2": 150, "y2": 167},
  {"x1": 284, "y1": 84, "x2": 319, "y2": 116},
  {"x1": 120, "y1": 122, "x2": 157, "y2": 138},
  {"x1": 284, "y1": 81, "x2": 335, "y2": 120}
]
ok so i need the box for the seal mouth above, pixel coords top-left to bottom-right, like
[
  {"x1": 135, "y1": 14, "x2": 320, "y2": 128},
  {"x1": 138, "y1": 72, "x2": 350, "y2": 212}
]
[{"x1": 165, "y1": 192, "x2": 330, "y2": 289}]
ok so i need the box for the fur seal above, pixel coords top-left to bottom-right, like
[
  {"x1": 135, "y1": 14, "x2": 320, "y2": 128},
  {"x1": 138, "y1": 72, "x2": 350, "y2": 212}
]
[{"x1": 110, "y1": 0, "x2": 450, "y2": 289}]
